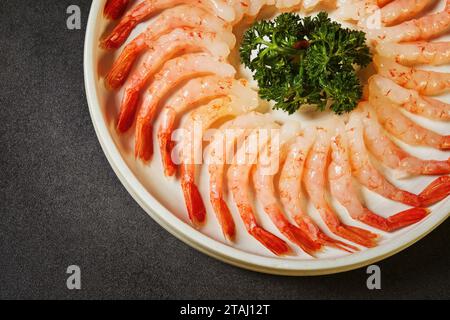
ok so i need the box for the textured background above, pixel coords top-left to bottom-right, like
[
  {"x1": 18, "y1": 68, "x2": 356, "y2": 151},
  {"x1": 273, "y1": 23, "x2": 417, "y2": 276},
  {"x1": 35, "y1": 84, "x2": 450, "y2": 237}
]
[{"x1": 0, "y1": 0, "x2": 449, "y2": 300}]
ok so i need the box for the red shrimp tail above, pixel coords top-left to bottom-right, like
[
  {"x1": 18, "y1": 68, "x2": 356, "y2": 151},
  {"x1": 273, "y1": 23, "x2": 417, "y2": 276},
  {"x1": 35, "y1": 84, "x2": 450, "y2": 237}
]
[
  {"x1": 358, "y1": 208, "x2": 429, "y2": 232},
  {"x1": 211, "y1": 197, "x2": 236, "y2": 242},
  {"x1": 249, "y1": 227, "x2": 291, "y2": 256},
  {"x1": 419, "y1": 175, "x2": 450, "y2": 207}
]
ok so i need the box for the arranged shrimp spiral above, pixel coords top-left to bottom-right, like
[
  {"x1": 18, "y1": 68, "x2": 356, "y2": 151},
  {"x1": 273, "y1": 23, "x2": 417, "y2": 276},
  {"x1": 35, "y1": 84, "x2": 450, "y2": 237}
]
[{"x1": 100, "y1": 0, "x2": 450, "y2": 257}]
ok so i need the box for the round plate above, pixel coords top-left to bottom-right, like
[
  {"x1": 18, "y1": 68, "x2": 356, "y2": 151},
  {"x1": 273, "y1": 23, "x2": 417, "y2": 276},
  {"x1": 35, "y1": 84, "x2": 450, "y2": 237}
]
[{"x1": 84, "y1": 0, "x2": 450, "y2": 275}]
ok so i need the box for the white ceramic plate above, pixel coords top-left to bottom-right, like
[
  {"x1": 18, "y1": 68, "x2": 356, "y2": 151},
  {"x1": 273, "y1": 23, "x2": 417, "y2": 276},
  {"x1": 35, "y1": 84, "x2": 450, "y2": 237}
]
[{"x1": 84, "y1": 0, "x2": 449, "y2": 275}]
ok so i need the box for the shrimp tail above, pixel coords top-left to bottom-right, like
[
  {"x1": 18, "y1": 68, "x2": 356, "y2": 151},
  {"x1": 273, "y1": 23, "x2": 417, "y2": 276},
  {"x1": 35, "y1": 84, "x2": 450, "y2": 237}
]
[
  {"x1": 279, "y1": 224, "x2": 322, "y2": 256},
  {"x1": 105, "y1": 41, "x2": 145, "y2": 89},
  {"x1": 249, "y1": 226, "x2": 291, "y2": 256},
  {"x1": 419, "y1": 176, "x2": 450, "y2": 207},
  {"x1": 295, "y1": 217, "x2": 359, "y2": 253},
  {"x1": 117, "y1": 88, "x2": 140, "y2": 132},
  {"x1": 211, "y1": 198, "x2": 236, "y2": 241},
  {"x1": 135, "y1": 119, "x2": 154, "y2": 161},
  {"x1": 324, "y1": 208, "x2": 379, "y2": 248},
  {"x1": 158, "y1": 130, "x2": 177, "y2": 177},
  {"x1": 358, "y1": 208, "x2": 429, "y2": 232},
  {"x1": 181, "y1": 178, "x2": 207, "y2": 226},
  {"x1": 104, "y1": 0, "x2": 130, "y2": 20}
]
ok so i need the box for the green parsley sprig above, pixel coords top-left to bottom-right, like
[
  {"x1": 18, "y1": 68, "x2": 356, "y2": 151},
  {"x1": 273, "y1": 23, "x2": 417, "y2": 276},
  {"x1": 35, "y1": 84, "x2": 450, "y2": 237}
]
[{"x1": 240, "y1": 12, "x2": 371, "y2": 114}]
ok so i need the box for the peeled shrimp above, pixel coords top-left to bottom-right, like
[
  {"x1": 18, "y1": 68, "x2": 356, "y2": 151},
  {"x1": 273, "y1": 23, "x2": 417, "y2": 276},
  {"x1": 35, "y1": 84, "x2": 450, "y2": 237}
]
[
  {"x1": 135, "y1": 53, "x2": 236, "y2": 162},
  {"x1": 347, "y1": 105, "x2": 450, "y2": 207},
  {"x1": 228, "y1": 124, "x2": 292, "y2": 255},
  {"x1": 376, "y1": 42, "x2": 450, "y2": 66},
  {"x1": 158, "y1": 77, "x2": 253, "y2": 177},
  {"x1": 105, "y1": 5, "x2": 234, "y2": 89},
  {"x1": 115, "y1": 28, "x2": 230, "y2": 132},
  {"x1": 339, "y1": 0, "x2": 435, "y2": 26},
  {"x1": 101, "y1": 0, "x2": 235, "y2": 50},
  {"x1": 304, "y1": 126, "x2": 379, "y2": 248},
  {"x1": 104, "y1": 0, "x2": 131, "y2": 19},
  {"x1": 179, "y1": 90, "x2": 259, "y2": 227},
  {"x1": 381, "y1": 0, "x2": 437, "y2": 26},
  {"x1": 329, "y1": 125, "x2": 428, "y2": 232},
  {"x1": 361, "y1": 106, "x2": 450, "y2": 175},
  {"x1": 369, "y1": 74, "x2": 450, "y2": 120},
  {"x1": 369, "y1": 76, "x2": 450, "y2": 150},
  {"x1": 253, "y1": 122, "x2": 322, "y2": 255},
  {"x1": 373, "y1": 55, "x2": 450, "y2": 96},
  {"x1": 366, "y1": 4, "x2": 450, "y2": 44},
  {"x1": 207, "y1": 112, "x2": 274, "y2": 241},
  {"x1": 279, "y1": 130, "x2": 357, "y2": 252}
]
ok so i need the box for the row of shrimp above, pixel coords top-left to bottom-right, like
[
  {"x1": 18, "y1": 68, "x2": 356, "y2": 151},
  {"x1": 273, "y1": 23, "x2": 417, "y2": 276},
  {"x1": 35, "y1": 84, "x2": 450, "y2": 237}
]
[{"x1": 100, "y1": 0, "x2": 450, "y2": 256}]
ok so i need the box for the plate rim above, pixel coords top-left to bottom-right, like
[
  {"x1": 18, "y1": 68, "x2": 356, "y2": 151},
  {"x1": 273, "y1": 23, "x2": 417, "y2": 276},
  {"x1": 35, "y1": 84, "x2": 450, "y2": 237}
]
[{"x1": 83, "y1": 0, "x2": 449, "y2": 276}]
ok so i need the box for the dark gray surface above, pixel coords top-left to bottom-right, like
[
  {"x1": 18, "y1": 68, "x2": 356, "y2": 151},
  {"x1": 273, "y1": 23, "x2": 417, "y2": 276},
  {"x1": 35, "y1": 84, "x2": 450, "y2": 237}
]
[{"x1": 0, "y1": 0, "x2": 449, "y2": 300}]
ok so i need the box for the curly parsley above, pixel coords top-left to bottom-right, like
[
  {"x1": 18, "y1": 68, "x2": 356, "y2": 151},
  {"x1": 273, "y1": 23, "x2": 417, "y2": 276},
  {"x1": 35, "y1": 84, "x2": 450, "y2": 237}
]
[{"x1": 240, "y1": 12, "x2": 371, "y2": 115}]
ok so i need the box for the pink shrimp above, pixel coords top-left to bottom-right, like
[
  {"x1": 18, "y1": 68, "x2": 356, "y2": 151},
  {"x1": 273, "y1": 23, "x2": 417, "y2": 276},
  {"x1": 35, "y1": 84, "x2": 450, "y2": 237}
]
[
  {"x1": 104, "y1": 5, "x2": 234, "y2": 89},
  {"x1": 101, "y1": 0, "x2": 235, "y2": 50},
  {"x1": 303, "y1": 126, "x2": 379, "y2": 248},
  {"x1": 369, "y1": 74, "x2": 450, "y2": 120},
  {"x1": 158, "y1": 77, "x2": 255, "y2": 177},
  {"x1": 134, "y1": 53, "x2": 236, "y2": 162},
  {"x1": 178, "y1": 89, "x2": 259, "y2": 227},
  {"x1": 366, "y1": 4, "x2": 450, "y2": 44},
  {"x1": 228, "y1": 124, "x2": 292, "y2": 255},
  {"x1": 253, "y1": 122, "x2": 322, "y2": 256},
  {"x1": 329, "y1": 127, "x2": 429, "y2": 232},
  {"x1": 207, "y1": 112, "x2": 274, "y2": 241},
  {"x1": 373, "y1": 55, "x2": 450, "y2": 96},
  {"x1": 104, "y1": 0, "x2": 131, "y2": 20},
  {"x1": 361, "y1": 106, "x2": 450, "y2": 175},
  {"x1": 381, "y1": 0, "x2": 437, "y2": 26},
  {"x1": 369, "y1": 76, "x2": 450, "y2": 150},
  {"x1": 115, "y1": 28, "x2": 230, "y2": 132},
  {"x1": 347, "y1": 105, "x2": 450, "y2": 207},
  {"x1": 279, "y1": 130, "x2": 358, "y2": 252},
  {"x1": 376, "y1": 42, "x2": 450, "y2": 66}
]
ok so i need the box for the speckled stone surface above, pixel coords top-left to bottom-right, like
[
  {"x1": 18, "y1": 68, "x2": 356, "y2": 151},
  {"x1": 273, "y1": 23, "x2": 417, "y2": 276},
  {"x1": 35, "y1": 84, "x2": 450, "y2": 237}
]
[{"x1": 0, "y1": 0, "x2": 449, "y2": 300}]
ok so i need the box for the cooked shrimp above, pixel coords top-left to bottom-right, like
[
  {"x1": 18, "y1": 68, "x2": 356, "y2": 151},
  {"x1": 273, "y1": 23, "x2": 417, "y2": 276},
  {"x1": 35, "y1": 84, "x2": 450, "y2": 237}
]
[
  {"x1": 101, "y1": 0, "x2": 235, "y2": 50},
  {"x1": 275, "y1": 0, "x2": 302, "y2": 10},
  {"x1": 304, "y1": 125, "x2": 379, "y2": 248},
  {"x1": 158, "y1": 77, "x2": 254, "y2": 177},
  {"x1": 329, "y1": 126, "x2": 428, "y2": 232},
  {"x1": 135, "y1": 53, "x2": 236, "y2": 162},
  {"x1": 369, "y1": 76, "x2": 450, "y2": 150},
  {"x1": 104, "y1": 0, "x2": 131, "y2": 20},
  {"x1": 279, "y1": 130, "x2": 357, "y2": 252},
  {"x1": 373, "y1": 55, "x2": 450, "y2": 96},
  {"x1": 378, "y1": 0, "x2": 394, "y2": 6},
  {"x1": 207, "y1": 112, "x2": 274, "y2": 241},
  {"x1": 247, "y1": 0, "x2": 273, "y2": 16},
  {"x1": 339, "y1": 0, "x2": 435, "y2": 26},
  {"x1": 253, "y1": 122, "x2": 322, "y2": 255},
  {"x1": 369, "y1": 74, "x2": 450, "y2": 120},
  {"x1": 179, "y1": 90, "x2": 259, "y2": 227},
  {"x1": 114, "y1": 28, "x2": 230, "y2": 132},
  {"x1": 228, "y1": 124, "x2": 293, "y2": 255},
  {"x1": 381, "y1": 0, "x2": 437, "y2": 26},
  {"x1": 361, "y1": 105, "x2": 450, "y2": 175},
  {"x1": 105, "y1": 6, "x2": 234, "y2": 89},
  {"x1": 347, "y1": 105, "x2": 450, "y2": 207},
  {"x1": 366, "y1": 5, "x2": 450, "y2": 44},
  {"x1": 376, "y1": 42, "x2": 450, "y2": 66}
]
